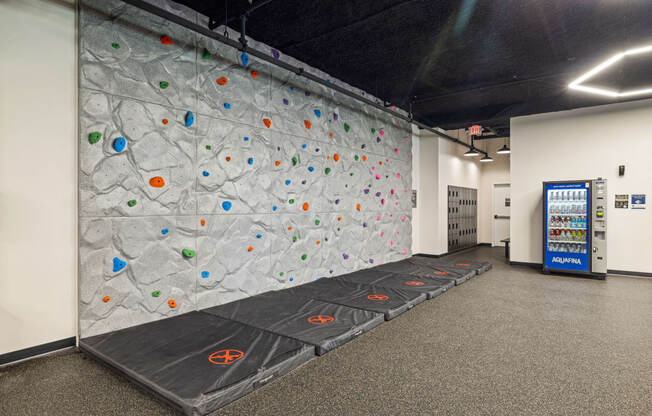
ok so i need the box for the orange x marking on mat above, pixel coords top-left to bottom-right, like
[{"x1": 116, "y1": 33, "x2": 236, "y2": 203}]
[
  {"x1": 367, "y1": 294, "x2": 389, "y2": 301},
  {"x1": 404, "y1": 281, "x2": 424, "y2": 286},
  {"x1": 433, "y1": 270, "x2": 448, "y2": 275},
  {"x1": 208, "y1": 349, "x2": 244, "y2": 365},
  {"x1": 456, "y1": 263, "x2": 470, "y2": 266},
  {"x1": 308, "y1": 315, "x2": 334, "y2": 325}
]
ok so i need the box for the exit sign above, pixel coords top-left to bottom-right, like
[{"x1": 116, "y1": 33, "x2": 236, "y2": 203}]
[{"x1": 469, "y1": 125, "x2": 482, "y2": 135}]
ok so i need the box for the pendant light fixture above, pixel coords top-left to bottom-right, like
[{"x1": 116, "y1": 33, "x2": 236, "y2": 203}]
[
  {"x1": 480, "y1": 138, "x2": 493, "y2": 162},
  {"x1": 463, "y1": 130, "x2": 480, "y2": 157},
  {"x1": 496, "y1": 136, "x2": 511, "y2": 154}
]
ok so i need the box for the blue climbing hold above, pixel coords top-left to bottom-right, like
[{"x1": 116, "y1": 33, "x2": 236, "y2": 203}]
[
  {"x1": 256, "y1": 234, "x2": 262, "y2": 239},
  {"x1": 305, "y1": 91, "x2": 310, "y2": 97},
  {"x1": 248, "y1": 157, "x2": 254, "y2": 165},
  {"x1": 243, "y1": 136, "x2": 249, "y2": 141},
  {"x1": 308, "y1": 166, "x2": 314, "y2": 172},
  {"x1": 222, "y1": 201, "x2": 232, "y2": 211},
  {"x1": 185, "y1": 111, "x2": 194, "y2": 127},
  {"x1": 271, "y1": 48, "x2": 280, "y2": 59},
  {"x1": 161, "y1": 228, "x2": 169, "y2": 235},
  {"x1": 290, "y1": 87, "x2": 295, "y2": 91},
  {"x1": 314, "y1": 109, "x2": 321, "y2": 118},
  {"x1": 272, "y1": 205, "x2": 278, "y2": 211},
  {"x1": 112, "y1": 137, "x2": 126, "y2": 153},
  {"x1": 202, "y1": 171, "x2": 210, "y2": 177},
  {"x1": 224, "y1": 102, "x2": 231, "y2": 109},
  {"x1": 201, "y1": 271, "x2": 210, "y2": 278},
  {"x1": 301, "y1": 144, "x2": 307, "y2": 149},
  {"x1": 112, "y1": 257, "x2": 126, "y2": 273},
  {"x1": 241, "y1": 51, "x2": 249, "y2": 66},
  {"x1": 289, "y1": 277, "x2": 294, "y2": 282},
  {"x1": 285, "y1": 179, "x2": 291, "y2": 185}
]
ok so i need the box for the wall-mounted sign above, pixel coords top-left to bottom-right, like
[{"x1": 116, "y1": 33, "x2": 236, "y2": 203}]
[
  {"x1": 631, "y1": 194, "x2": 646, "y2": 209},
  {"x1": 615, "y1": 194, "x2": 628, "y2": 209},
  {"x1": 469, "y1": 125, "x2": 482, "y2": 135},
  {"x1": 411, "y1": 190, "x2": 417, "y2": 208}
]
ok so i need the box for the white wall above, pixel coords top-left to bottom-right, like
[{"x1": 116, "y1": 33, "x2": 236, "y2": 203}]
[
  {"x1": 0, "y1": 0, "x2": 77, "y2": 355},
  {"x1": 511, "y1": 99, "x2": 652, "y2": 273},
  {"x1": 478, "y1": 139, "x2": 511, "y2": 245}
]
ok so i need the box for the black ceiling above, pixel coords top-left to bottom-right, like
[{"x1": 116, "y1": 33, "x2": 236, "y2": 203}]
[{"x1": 174, "y1": 0, "x2": 652, "y2": 136}]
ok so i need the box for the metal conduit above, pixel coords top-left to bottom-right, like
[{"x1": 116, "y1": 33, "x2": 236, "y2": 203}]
[{"x1": 120, "y1": 0, "x2": 485, "y2": 156}]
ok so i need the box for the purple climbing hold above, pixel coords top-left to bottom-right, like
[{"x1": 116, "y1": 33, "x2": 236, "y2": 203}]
[
  {"x1": 333, "y1": 113, "x2": 338, "y2": 121},
  {"x1": 364, "y1": 189, "x2": 370, "y2": 194},
  {"x1": 271, "y1": 48, "x2": 280, "y2": 59},
  {"x1": 376, "y1": 137, "x2": 381, "y2": 143},
  {"x1": 375, "y1": 192, "x2": 381, "y2": 197},
  {"x1": 305, "y1": 91, "x2": 310, "y2": 97},
  {"x1": 301, "y1": 180, "x2": 306, "y2": 185},
  {"x1": 342, "y1": 253, "x2": 349, "y2": 260},
  {"x1": 369, "y1": 258, "x2": 374, "y2": 263},
  {"x1": 283, "y1": 98, "x2": 289, "y2": 105},
  {"x1": 335, "y1": 199, "x2": 340, "y2": 204},
  {"x1": 363, "y1": 222, "x2": 367, "y2": 228}
]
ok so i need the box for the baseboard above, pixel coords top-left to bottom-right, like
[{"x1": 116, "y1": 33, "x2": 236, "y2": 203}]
[
  {"x1": 416, "y1": 243, "x2": 491, "y2": 258},
  {"x1": 0, "y1": 337, "x2": 76, "y2": 366},
  {"x1": 415, "y1": 252, "x2": 442, "y2": 258},
  {"x1": 509, "y1": 261, "x2": 542, "y2": 268},
  {"x1": 607, "y1": 269, "x2": 652, "y2": 278}
]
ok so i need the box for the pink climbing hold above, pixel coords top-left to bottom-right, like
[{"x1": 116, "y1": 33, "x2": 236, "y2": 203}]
[
  {"x1": 394, "y1": 148, "x2": 399, "y2": 153},
  {"x1": 391, "y1": 189, "x2": 395, "y2": 195},
  {"x1": 403, "y1": 249, "x2": 408, "y2": 254},
  {"x1": 390, "y1": 240, "x2": 394, "y2": 246},
  {"x1": 379, "y1": 130, "x2": 384, "y2": 136},
  {"x1": 381, "y1": 199, "x2": 385, "y2": 204},
  {"x1": 376, "y1": 215, "x2": 381, "y2": 220},
  {"x1": 401, "y1": 216, "x2": 406, "y2": 221},
  {"x1": 381, "y1": 232, "x2": 385, "y2": 237},
  {"x1": 375, "y1": 174, "x2": 380, "y2": 180},
  {"x1": 396, "y1": 173, "x2": 401, "y2": 178}
]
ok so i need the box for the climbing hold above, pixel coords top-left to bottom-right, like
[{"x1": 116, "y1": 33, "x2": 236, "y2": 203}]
[
  {"x1": 202, "y1": 171, "x2": 210, "y2": 177},
  {"x1": 285, "y1": 179, "x2": 291, "y2": 185},
  {"x1": 333, "y1": 113, "x2": 339, "y2": 121},
  {"x1": 160, "y1": 35, "x2": 173, "y2": 45},
  {"x1": 337, "y1": 216, "x2": 342, "y2": 221},
  {"x1": 243, "y1": 136, "x2": 249, "y2": 141},
  {"x1": 282, "y1": 98, "x2": 289, "y2": 105},
  {"x1": 292, "y1": 236, "x2": 297, "y2": 243},
  {"x1": 302, "y1": 202, "x2": 309, "y2": 211},
  {"x1": 263, "y1": 118, "x2": 271, "y2": 128},
  {"x1": 394, "y1": 148, "x2": 399, "y2": 153},
  {"x1": 379, "y1": 130, "x2": 385, "y2": 136},
  {"x1": 185, "y1": 111, "x2": 194, "y2": 127},
  {"x1": 343, "y1": 253, "x2": 349, "y2": 260},
  {"x1": 149, "y1": 176, "x2": 165, "y2": 187},
  {"x1": 88, "y1": 132, "x2": 102, "y2": 144},
  {"x1": 112, "y1": 257, "x2": 126, "y2": 273},
  {"x1": 396, "y1": 173, "x2": 401, "y2": 178},
  {"x1": 364, "y1": 189, "x2": 370, "y2": 194},
  {"x1": 362, "y1": 155, "x2": 367, "y2": 161},
  {"x1": 301, "y1": 144, "x2": 307, "y2": 149},
  {"x1": 272, "y1": 205, "x2": 277, "y2": 211},
  {"x1": 159, "y1": 81, "x2": 169, "y2": 89},
  {"x1": 304, "y1": 120, "x2": 312, "y2": 129},
  {"x1": 314, "y1": 109, "x2": 321, "y2": 118},
  {"x1": 363, "y1": 222, "x2": 367, "y2": 228},
  {"x1": 371, "y1": 128, "x2": 376, "y2": 134},
  {"x1": 226, "y1": 156, "x2": 231, "y2": 162},
  {"x1": 256, "y1": 234, "x2": 262, "y2": 239},
  {"x1": 301, "y1": 254, "x2": 307, "y2": 260},
  {"x1": 161, "y1": 228, "x2": 169, "y2": 235},
  {"x1": 305, "y1": 91, "x2": 311, "y2": 97},
  {"x1": 288, "y1": 199, "x2": 295, "y2": 204},
  {"x1": 201, "y1": 271, "x2": 210, "y2": 278},
  {"x1": 292, "y1": 157, "x2": 298, "y2": 166},
  {"x1": 248, "y1": 157, "x2": 254, "y2": 165},
  {"x1": 314, "y1": 219, "x2": 320, "y2": 226},
  {"x1": 216, "y1": 76, "x2": 228, "y2": 85},
  {"x1": 168, "y1": 299, "x2": 177, "y2": 308},
  {"x1": 375, "y1": 174, "x2": 381, "y2": 180},
  {"x1": 375, "y1": 192, "x2": 381, "y2": 197},
  {"x1": 376, "y1": 137, "x2": 381, "y2": 143},
  {"x1": 369, "y1": 259, "x2": 374, "y2": 264},
  {"x1": 240, "y1": 51, "x2": 249, "y2": 66},
  {"x1": 162, "y1": 118, "x2": 168, "y2": 125},
  {"x1": 111, "y1": 42, "x2": 120, "y2": 49},
  {"x1": 127, "y1": 200, "x2": 137, "y2": 207},
  {"x1": 102, "y1": 295, "x2": 111, "y2": 303},
  {"x1": 329, "y1": 133, "x2": 334, "y2": 138},
  {"x1": 275, "y1": 160, "x2": 281, "y2": 166},
  {"x1": 152, "y1": 290, "x2": 161, "y2": 297},
  {"x1": 333, "y1": 153, "x2": 340, "y2": 162},
  {"x1": 325, "y1": 167, "x2": 331, "y2": 175},
  {"x1": 335, "y1": 199, "x2": 340, "y2": 204},
  {"x1": 316, "y1": 240, "x2": 320, "y2": 245},
  {"x1": 344, "y1": 123, "x2": 350, "y2": 132},
  {"x1": 224, "y1": 102, "x2": 231, "y2": 109},
  {"x1": 200, "y1": 219, "x2": 206, "y2": 226},
  {"x1": 271, "y1": 48, "x2": 280, "y2": 59},
  {"x1": 356, "y1": 203, "x2": 361, "y2": 211},
  {"x1": 202, "y1": 48, "x2": 211, "y2": 59},
  {"x1": 251, "y1": 71, "x2": 258, "y2": 78},
  {"x1": 308, "y1": 166, "x2": 314, "y2": 172},
  {"x1": 247, "y1": 246, "x2": 253, "y2": 252},
  {"x1": 112, "y1": 137, "x2": 126, "y2": 152},
  {"x1": 182, "y1": 248, "x2": 195, "y2": 259},
  {"x1": 222, "y1": 201, "x2": 232, "y2": 211},
  {"x1": 289, "y1": 277, "x2": 294, "y2": 282},
  {"x1": 361, "y1": 144, "x2": 366, "y2": 149},
  {"x1": 354, "y1": 155, "x2": 359, "y2": 161}
]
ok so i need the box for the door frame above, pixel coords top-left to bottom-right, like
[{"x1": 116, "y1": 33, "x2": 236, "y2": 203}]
[{"x1": 491, "y1": 183, "x2": 511, "y2": 247}]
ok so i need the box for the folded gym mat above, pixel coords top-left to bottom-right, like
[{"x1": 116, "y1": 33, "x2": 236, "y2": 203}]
[
  {"x1": 372, "y1": 260, "x2": 473, "y2": 285},
  {"x1": 408, "y1": 256, "x2": 493, "y2": 275},
  {"x1": 79, "y1": 311, "x2": 314, "y2": 415},
  {"x1": 203, "y1": 291, "x2": 384, "y2": 355},
  {"x1": 281, "y1": 278, "x2": 427, "y2": 320},
  {"x1": 337, "y1": 268, "x2": 454, "y2": 299}
]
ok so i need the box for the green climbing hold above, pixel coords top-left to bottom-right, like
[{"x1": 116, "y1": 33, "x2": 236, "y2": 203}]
[
  {"x1": 354, "y1": 155, "x2": 359, "y2": 161},
  {"x1": 88, "y1": 132, "x2": 102, "y2": 144},
  {"x1": 350, "y1": 172, "x2": 354, "y2": 176},
  {"x1": 151, "y1": 290, "x2": 161, "y2": 298},
  {"x1": 325, "y1": 167, "x2": 331, "y2": 175},
  {"x1": 159, "y1": 81, "x2": 169, "y2": 89},
  {"x1": 111, "y1": 42, "x2": 120, "y2": 49},
  {"x1": 289, "y1": 199, "x2": 295, "y2": 204},
  {"x1": 280, "y1": 272, "x2": 284, "y2": 277},
  {"x1": 292, "y1": 236, "x2": 297, "y2": 242},
  {"x1": 182, "y1": 248, "x2": 195, "y2": 259},
  {"x1": 371, "y1": 128, "x2": 376, "y2": 133},
  {"x1": 205, "y1": 145, "x2": 212, "y2": 150},
  {"x1": 292, "y1": 156, "x2": 298, "y2": 166},
  {"x1": 301, "y1": 254, "x2": 307, "y2": 260},
  {"x1": 127, "y1": 199, "x2": 137, "y2": 207},
  {"x1": 314, "y1": 219, "x2": 320, "y2": 226},
  {"x1": 344, "y1": 123, "x2": 350, "y2": 132},
  {"x1": 202, "y1": 48, "x2": 211, "y2": 59}
]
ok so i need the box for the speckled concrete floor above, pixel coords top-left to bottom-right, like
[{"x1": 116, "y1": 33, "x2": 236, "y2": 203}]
[{"x1": 1, "y1": 247, "x2": 651, "y2": 416}]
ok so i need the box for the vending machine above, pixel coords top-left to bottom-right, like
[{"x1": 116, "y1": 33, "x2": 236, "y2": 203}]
[{"x1": 542, "y1": 179, "x2": 607, "y2": 279}]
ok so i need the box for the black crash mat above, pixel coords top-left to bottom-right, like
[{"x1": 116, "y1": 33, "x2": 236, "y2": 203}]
[
  {"x1": 408, "y1": 256, "x2": 492, "y2": 275},
  {"x1": 372, "y1": 260, "x2": 473, "y2": 285},
  {"x1": 337, "y1": 268, "x2": 454, "y2": 299},
  {"x1": 203, "y1": 291, "x2": 384, "y2": 355},
  {"x1": 281, "y1": 278, "x2": 427, "y2": 320},
  {"x1": 79, "y1": 311, "x2": 314, "y2": 415}
]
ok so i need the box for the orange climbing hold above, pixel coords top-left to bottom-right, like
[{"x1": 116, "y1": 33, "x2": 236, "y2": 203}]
[
  {"x1": 247, "y1": 246, "x2": 254, "y2": 252},
  {"x1": 200, "y1": 219, "x2": 206, "y2": 226},
  {"x1": 337, "y1": 216, "x2": 342, "y2": 221},
  {"x1": 362, "y1": 155, "x2": 367, "y2": 161},
  {"x1": 149, "y1": 176, "x2": 166, "y2": 188},
  {"x1": 329, "y1": 132, "x2": 334, "y2": 138},
  {"x1": 263, "y1": 118, "x2": 272, "y2": 128},
  {"x1": 304, "y1": 120, "x2": 312, "y2": 129},
  {"x1": 316, "y1": 240, "x2": 321, "y2": 245},
  {"x1": 226, "y1": 156, "x2": 231, "y2": 162},
  {"x1": 251, "y1": 71, "x2": 259, "y2": 78},
  {"x1": 275, "y1": 160, "x2": 281, "y2": 166},
  {"x1": 103, "y1": 296, "x2": 110, "y2": 303},
  {"x1": 333, "y1": 153, "x2": 340, "y2": 162},
  {"x1": 160, "y1": 35, "x2": 173, "y2": 45},
  {"x1": 302, "y1": 202, "x2": 309, "y2": 211},
  {"x1": 287, "y1": 226, "x2": 293, "y2": 230},
  {"x1": 168, "y1": 299, "x2": 177, "y2": 308},
  {"x1": 356, "y1": 203, "x2": 361, "y2": 211},
  {"x1": 149, "y1": 176, "x2": 165, "y2": 188},
  {"x1": 216, "y1": 76, "x2": 228, "y2": 85},
  {"x1": 162, "y1": 118, "x2": 169, "y2": 125}
]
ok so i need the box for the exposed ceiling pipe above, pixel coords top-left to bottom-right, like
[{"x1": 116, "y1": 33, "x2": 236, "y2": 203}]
[{"x1": 120, "y1": 0, "x2": 485, "y2": 156}]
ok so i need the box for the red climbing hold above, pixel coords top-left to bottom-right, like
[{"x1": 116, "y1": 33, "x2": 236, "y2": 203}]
[
  {"x1": 160, "y1": 35, "x2": 173, "y2": 45},
  {"x1": 329, "y1": 132, "x2": 334, "y2": 138},
  {"x1": 149, "y1": 176, "x2": 165, "y2": 188},
  {"x1": 251, "y1": 71, "x2": 258, "y2": 78},
  {"x1": 304, "y1": 120, "x2": 312, "y2": 129},
  {"x1": 162, "y1": 118, "x2": 169, "y2": 125},
  {"x1": 216, "y1": 76, "x2": 228, "y2": 85},
  {"x1": 226, "y1": 156, "x2": 231, "y2": 162},
  {"x1": 333, "y1": 153, "x2": 340, "y2": 162},
  {"x1": 263, "y1": 118, "x2": 271, "y2": 128}
]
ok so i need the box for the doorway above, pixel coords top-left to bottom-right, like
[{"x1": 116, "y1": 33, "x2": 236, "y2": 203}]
[{"x1": 492, "y1": 183, "x2": 510, "y2": 246}]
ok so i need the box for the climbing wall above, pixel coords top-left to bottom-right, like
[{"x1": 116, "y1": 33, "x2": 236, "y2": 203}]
[{"x1": 79, "y1": 0, "x2": 413, "y2": 337}]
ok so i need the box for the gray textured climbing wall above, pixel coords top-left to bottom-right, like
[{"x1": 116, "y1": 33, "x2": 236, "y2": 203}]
[{"x1": 79, "y1": 0, "x2": 413, "y2": 337}]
